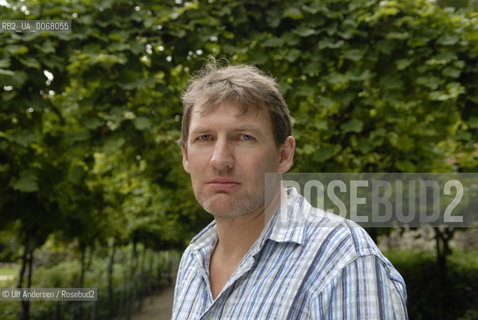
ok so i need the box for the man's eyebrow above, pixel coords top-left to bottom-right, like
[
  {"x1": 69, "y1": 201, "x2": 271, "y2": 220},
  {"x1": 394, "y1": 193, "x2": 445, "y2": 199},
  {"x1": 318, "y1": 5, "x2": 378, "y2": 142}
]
[
  {"x1": 190, "y1": 127, "x2": 264, "y2": 135},
  {"x1": 190, "y1": 127, "x2": 210, "y2": 134},
  {"x1": 231, "y1": 127, "x2": 263, "y2": 135}
]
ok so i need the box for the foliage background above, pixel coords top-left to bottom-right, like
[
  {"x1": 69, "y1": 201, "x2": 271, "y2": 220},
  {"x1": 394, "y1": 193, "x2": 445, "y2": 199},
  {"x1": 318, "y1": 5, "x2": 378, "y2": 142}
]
[{"x1": 1, "y1": 0, "x2": 478, "y2": 319}]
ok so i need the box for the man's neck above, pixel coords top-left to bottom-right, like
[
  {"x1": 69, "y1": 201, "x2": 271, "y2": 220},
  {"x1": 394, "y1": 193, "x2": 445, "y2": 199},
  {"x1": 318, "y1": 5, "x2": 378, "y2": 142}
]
[
  {"x1": 213, "y1": 210, "x2": 266, "y2": 261},
  {"x1": 213, "y1": 188, "x2": 286, "y2": 261},
  {"x1": 208, "y1": 188, "x2": 287, "y2": 299}
]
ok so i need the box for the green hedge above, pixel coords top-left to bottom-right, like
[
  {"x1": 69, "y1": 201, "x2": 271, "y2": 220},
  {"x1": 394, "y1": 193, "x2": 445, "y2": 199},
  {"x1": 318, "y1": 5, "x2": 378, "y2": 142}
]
[
  {"x1": 0, "y1": 249, "x2": 179, "y2": 320},
  {"x1": 1, "y1": 0, "x2": 477, "y2": 249},
  {"x1": 387, "y1": 250, "x2": 478, "y2": 320}
]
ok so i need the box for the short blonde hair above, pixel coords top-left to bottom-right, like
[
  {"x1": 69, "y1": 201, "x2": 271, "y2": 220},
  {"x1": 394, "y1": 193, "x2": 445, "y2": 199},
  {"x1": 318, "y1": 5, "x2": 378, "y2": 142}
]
[{"x1": 180, "y1": 59, "x2": 292, "y2": 147}]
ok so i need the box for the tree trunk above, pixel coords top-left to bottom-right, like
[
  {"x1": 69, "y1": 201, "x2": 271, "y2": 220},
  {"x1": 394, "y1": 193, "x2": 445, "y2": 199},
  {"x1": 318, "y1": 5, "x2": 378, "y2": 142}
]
[
  {"x1": 137, "y1": 246, "x2": 147, "y2": 310},
  {"x1": 434, "y1": 227, "x2": 455, "y2": 320},
  {"x1": 20, "y1": 238, "x2": 34, "y2": 320},
  {"x1": 75, "y1": 242, "x2": 87, "y2": 320},
  {"x1": 17, "y1": 232, "x2": 33, "y2": 320},
  {"x1": 147, "y1": 249, "x2": 154, "y2": 292},
  {"x1": 107, "y1": 238, "x2": 117, "y2": 320},
  {"x1": 127, "y1": 237, "x2": 138, "y2": 320},
  {"x1": 17, "y1": 236, "x2": 28, "y2": 289}
]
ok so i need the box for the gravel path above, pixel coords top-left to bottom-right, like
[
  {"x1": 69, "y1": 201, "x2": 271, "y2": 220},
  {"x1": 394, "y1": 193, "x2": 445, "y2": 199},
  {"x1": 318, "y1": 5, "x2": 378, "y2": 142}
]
[{"x1": 130, "y1": 287, "x2": 174, "y2": 320}]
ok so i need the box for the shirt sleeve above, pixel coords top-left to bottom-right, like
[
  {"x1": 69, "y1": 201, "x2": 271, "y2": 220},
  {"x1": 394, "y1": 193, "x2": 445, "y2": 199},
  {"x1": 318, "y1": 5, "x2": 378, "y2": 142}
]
[
  {"x1": 172, "y1": 247, "x2": 191, "y2": 319},
  {"x1": 308, "y1": 254, "x2": 408, "y2": 320}
]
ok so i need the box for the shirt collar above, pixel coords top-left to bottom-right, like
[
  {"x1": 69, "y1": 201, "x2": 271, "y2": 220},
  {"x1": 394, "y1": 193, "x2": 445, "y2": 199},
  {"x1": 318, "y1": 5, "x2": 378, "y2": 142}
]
[
  {"x1": 259, "y1": 187, "x2": 308, "y2": 247},
  {"x1": 188, "y1": 187, "x2": 308, "y2": 252},
  {"x1": 189, "y1": 219, "x2": 218, "y2": 252}
]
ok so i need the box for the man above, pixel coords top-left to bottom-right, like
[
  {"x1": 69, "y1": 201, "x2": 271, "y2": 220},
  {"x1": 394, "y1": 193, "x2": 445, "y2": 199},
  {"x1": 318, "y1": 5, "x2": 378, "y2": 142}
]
[{"x1": 173, "y1": 60, "x2": 408, "y2": 319}]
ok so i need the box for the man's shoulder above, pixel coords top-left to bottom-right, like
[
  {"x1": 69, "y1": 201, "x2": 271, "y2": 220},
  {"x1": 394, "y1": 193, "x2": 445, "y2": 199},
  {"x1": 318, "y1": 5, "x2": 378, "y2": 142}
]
[
  {"x1": 293, "y1": 206, "x2": 404, "y2": 293},
  {"x1": 278, "y1": 188, "x2": 385, "y2": 261},
  {"x1": 300, "y1": 205, "x2": 390, "y2": 267}
]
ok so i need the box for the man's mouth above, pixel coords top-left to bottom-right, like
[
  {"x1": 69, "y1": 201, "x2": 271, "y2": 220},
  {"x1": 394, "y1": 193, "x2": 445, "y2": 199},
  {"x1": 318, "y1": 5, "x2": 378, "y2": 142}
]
[{"x1": 206, "y1": 179, "x2": 241, "y2": 191}]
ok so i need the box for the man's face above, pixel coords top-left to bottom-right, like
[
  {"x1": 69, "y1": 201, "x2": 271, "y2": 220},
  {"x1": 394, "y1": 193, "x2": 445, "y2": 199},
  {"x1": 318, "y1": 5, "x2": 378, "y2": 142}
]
[{"x1": 181, "y1": 102, "x2": 294, "y2": 219}]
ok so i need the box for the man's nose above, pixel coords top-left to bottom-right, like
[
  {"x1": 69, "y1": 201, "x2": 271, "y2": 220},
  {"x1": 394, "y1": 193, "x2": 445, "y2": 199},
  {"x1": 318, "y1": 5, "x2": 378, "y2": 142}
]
[{"x1": 210, "y1": 138, "x2": 233, "y2": 171}]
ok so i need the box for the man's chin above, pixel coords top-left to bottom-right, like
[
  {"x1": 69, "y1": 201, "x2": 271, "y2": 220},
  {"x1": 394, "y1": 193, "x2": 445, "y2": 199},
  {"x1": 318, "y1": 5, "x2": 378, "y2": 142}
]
[
  {"x1": 201, "y1": 199, "x2": 244, "y2": 218},
  {"x1": 203, "y1": 202, "x2": 235, "y2": 218},
  {"x1": 197, "y1": 192, "x2": 262, "y2": 218}
]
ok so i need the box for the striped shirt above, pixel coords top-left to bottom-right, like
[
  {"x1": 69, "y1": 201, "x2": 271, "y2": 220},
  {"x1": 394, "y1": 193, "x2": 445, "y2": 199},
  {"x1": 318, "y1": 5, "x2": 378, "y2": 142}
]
[{"x1": 172, "y1": 188, "x2": 408, "y2": 319}]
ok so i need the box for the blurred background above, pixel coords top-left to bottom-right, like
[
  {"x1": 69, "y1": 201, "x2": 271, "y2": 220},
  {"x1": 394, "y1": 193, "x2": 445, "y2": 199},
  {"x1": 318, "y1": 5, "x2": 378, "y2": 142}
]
[{"x1": 0, "y1": 0, "x2": 477, "y2": 319}]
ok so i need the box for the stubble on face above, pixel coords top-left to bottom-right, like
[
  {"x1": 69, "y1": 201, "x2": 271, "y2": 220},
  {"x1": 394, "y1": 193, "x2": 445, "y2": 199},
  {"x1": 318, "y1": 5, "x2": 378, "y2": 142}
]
[
  {"x1": 185, "y1": 102, "x2": 281, "y2": 220},
  {"x1": 196, "y1": 190, "x2": 265, "y2": 219}
]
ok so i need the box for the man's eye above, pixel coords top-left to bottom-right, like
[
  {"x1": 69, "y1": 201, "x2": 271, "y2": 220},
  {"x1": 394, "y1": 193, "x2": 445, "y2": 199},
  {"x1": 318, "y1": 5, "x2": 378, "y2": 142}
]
[
  {"x1": 197, "y1": 135, "x2": 211, "y2": 141},
  {"x1": 240, "y1": 134, "x2": 254, "y2": 141}
]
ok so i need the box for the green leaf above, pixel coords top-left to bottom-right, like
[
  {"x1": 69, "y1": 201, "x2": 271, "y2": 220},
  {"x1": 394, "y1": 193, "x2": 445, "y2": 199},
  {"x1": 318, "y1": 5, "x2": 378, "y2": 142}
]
[
  {"x1": 248, "y1": 50, "x2": 268, "y2": 65},
  {"x1": 301, "y1": 144, "x2": 315, "y2": 155},
  {"x1": 379, "y1": 75, "x2": 403, "y2": 90},
  {"x1": 386, "y1": 32, "x2": 409, "y2": 40},
  {"x1": 357, "y1": 137, "x2": 373, "y2": 153},
  {"x1": 14, "y1": 130, "x2": 38, "y2": 147},
  {"x1": 84, "y1": 117, "x2": 104, "y2": 129},
  {"x1": 318, "y1": 38, "x2": 344, "y2": 49},
  {"x1": 427, "y1": 51, "x2": 458, "y2": 65},
  {"x1": 285, "y1": 49, "x2": 301, "y2": 62},
  {"x1": 319, "y1": 97, "x2": 337, "y2": 109},
  {"x1": 0, "y1": 58, "x2": 11, "y2": 68},
  {"x1": 346, "y1": 69, "x2": 371, "y2": 81},
  {"x1": 295, "y1": 85, "x2": 315, "y2": 96},
  {"x1": 328, "y1": 73, "x2": 347, "y2": 86},
  {"x1": 437, "y1": 35, "x2": 459, "y2": 46},
  {"x1": 395, "y1": 59, "x2": 412, "y2": 71},
  {"x1": 468, "y1": 95, "x2": 478, "y2": 104},
  {"x1": 376, "y1": 40, "x2": 395, "y2": 54},
  {"x1": 266, "y1": 7, "x2": 282, "y2": 27},
  {"x1": 314, "y1": 120, "x2": 328, "y2": 130},
  {"x1": 102, "y1": 136, "x2": 125, "y2": 154},
  {"x1": 0, "y1": 70, "x2": 28, "y2": 87},
  {"x1": 416, "y1": 76, "x2": 441, "y2": 90},
  {"x1": 396, "y1": 135, "x2": 414, "y2": 151},
  {"x1": 134, "y1": 117, "x2": 151, "y2": 130},
  {"x1": 34, "y1": 40, "x2": 55, "y2": 54},
  {"x1": 442, "y1": 66, "x2": 461, "y2": 78},
  {"x1": 341, "y1": 119, "x2": 364, "y2": 133},
  {"x1": 343, "y1": 48, "x2": 365, "y2": 61},
  {"x1": 262, "y1": 37, "x2": 285, "y2": 47},
  {"x1": 7, "y1": 45, "x2": 28, "y2": 55},
  {"x1": 68, "y1": 165, "x2": 85, "y2": 185},
  {"x1": 293, "y1": 25, "x2": 317, "y2": 37},
  {"x1": 395, "y1": 160, "x2": 416, "y2": 172},
  {"x1": 19, "y1": 57, "x2": 41, "y2": 69},
  {"x1": 304, "y1": 61, "x2": 321, "y2": 74},
  {"x1": 429, "y1": 91, "x2": 450, "y2": 101},
  {"x1": 11, "y1": 170, "x2": 38, "y2": 192},
  {"x1": 281, "y1": 32, "x2": 301, "y2": 46},
  {"x1": 467, "y1": 117, "x2": 478, "y2": 129},
  {"x1": 108, "y1": 30, "x2": 130, "y2": 41},
  {"x1": 1, "y1": 91, "x2": 16, "y2": 101},
  {"x1": 94, "y1": 53, "x2": 127, "y2": 66},
  {"x1": 314, "y1": 145, "x2": 341, "y2": 162},
  {"x1": 0, "y1": 69, "x2": 15, "y2": 77},
  {"x1": 284, "y1": 7, "x2": 303, "y2": 19}
]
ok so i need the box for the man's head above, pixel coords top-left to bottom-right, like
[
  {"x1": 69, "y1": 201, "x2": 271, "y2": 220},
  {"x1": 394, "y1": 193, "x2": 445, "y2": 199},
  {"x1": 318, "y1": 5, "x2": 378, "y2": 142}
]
[
  {"x1": 180, "y1": 60, "x2": 295, "y2": 219},
  {"x1": 180, "y1": 60, "x2": 292, "y2": 148}
]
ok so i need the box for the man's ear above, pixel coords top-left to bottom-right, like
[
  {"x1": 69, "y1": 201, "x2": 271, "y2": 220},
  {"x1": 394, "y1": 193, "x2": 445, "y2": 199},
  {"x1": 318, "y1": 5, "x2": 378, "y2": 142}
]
[
  {"x1": 278, "y1": 136, "x2": 295, "y2": 173},
  {"x1": 181, "y1": 144, "x2": 190, "y2": 173}
]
